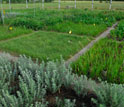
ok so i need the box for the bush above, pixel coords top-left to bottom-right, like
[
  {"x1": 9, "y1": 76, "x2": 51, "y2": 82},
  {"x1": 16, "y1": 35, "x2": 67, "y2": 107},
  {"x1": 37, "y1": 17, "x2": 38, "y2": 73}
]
[{"x1": 0, "y1": 54, "x2": 124, "y2": 107}]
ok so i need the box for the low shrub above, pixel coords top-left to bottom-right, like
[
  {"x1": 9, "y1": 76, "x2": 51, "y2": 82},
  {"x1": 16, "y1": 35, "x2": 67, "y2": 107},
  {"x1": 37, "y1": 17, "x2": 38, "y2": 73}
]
[{"x1": 0, "y1": 54, "x2": 124, "y2": 107}]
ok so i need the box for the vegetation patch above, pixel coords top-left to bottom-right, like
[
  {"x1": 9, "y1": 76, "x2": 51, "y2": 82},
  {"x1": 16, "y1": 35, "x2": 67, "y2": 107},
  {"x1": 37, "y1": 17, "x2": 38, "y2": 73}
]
[
  {"x1": 0, "y1": 25, "x2": 32, "y2": 41},
  {"x1": 0, "y1": 31, "x2": 92, "y2": 61},
  {"x1": 0, "y1": 55, "x2": 124, "y2": 107},
  {"x1": 110, "y1": 20, "x2": 124, "y2": 41},
  {"x1": 6, "y1": 10, "x2": 124, "y2": 36},
  {"x1": 46, "y1": 21, "x2": 107, "y2": 37},
  {"x1": 72, "y1": 38, "x2": 124, "y2": 84}
]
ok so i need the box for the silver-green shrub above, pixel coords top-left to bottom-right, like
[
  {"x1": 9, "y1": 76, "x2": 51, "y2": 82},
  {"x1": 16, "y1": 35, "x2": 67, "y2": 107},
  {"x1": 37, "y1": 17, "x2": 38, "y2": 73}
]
[
  {"x1": 0, "y1": 55, "x2": 124, "y2": 107},
  {"x1": 56, "y1": 97, "x2": 76, "y2": 107},
  {"x1": 92, "y1": 81, "x2": 124, "y2": 107},
  {"x1": 45, "y1": 61, "x2": 63, "y2": 93},
  {"x1": 73, "y1": 75, "x2": 96, "y2": 97}
]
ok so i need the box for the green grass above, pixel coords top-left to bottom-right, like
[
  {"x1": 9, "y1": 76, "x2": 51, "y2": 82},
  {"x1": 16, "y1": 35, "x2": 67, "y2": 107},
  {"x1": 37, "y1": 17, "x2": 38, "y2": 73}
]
[
  {"x1": 0, "y1": 25, "x2": 32, "y2": 41},
  {"x1": 46, "y1": 21, "x2": 107, "y2": 37},
  {"x1": 0, "y1": 31, "x2": 92, "y2": 61},
  {"x1": 6, "y1": 9, "x2": 119, "y2": 37},
  {"x1": 2, "y1": 1, "x2": 124, "y2": 10},
  {"x1": 110, "y1": 20, "x2": 124, "y2": 41},
  {"x1": 72, "y1": 38, "x2": 124, "y2": 84}
]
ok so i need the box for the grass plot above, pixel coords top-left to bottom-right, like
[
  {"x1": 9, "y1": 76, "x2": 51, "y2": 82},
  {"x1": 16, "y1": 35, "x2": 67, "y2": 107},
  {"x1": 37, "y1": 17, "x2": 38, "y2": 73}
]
[
  {"x1": 0, "y1": 31, "x2": 92, "y2": 61},
  {"x1": 46, "y1": 22, "x2": 107, "y2": 37},
  {"x1": 0, "y1": 26, "x2": 32, "y2": 41}
]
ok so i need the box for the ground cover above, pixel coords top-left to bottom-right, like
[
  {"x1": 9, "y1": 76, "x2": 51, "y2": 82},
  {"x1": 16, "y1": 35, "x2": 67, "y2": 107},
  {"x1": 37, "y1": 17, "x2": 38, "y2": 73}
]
[
  {"x1": 0, "y1": 25, "x2": 32, "y2": 41},
  {"x1": 0, "y1": 31, "x2": 92, "y2": 61},
  {"x1": 46, "y1": 21, "x2": 107, "y2": 37}
]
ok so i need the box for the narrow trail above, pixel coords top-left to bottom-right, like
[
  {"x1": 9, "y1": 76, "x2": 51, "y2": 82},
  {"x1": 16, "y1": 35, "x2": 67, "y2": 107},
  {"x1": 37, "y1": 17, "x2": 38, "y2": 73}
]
[
  {"x1": 65, "y1": 22, "x2": 118, "y2": 66},
  {"x1": 0, "y1": 22, "x2": 118, "y2": 63}
]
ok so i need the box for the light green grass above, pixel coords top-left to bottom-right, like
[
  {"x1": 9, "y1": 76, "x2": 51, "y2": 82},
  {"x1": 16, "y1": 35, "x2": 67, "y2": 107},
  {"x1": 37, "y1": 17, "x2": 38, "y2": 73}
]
[
  {"x1": 0, "y1": 25, "x2": 32, "y2": 41},
  {"x1": 0, "y1": 31, "x2": 92, "y2": 61},
  {"x1": 46, "y1": 22, "x2": 107, "y2": 37},
  {"x1": 2, "y1": 1, "x2": 124, "y2": 10}
]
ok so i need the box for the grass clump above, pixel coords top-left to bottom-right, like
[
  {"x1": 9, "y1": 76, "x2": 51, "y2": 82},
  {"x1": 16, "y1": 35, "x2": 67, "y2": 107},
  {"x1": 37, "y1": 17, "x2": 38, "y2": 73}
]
[
  {"x1": 110, "y1": 20, "x2": 124, "y2": 41},
  {"x1": 72, "y1": 38, "x2": 124, "y2": 84}
]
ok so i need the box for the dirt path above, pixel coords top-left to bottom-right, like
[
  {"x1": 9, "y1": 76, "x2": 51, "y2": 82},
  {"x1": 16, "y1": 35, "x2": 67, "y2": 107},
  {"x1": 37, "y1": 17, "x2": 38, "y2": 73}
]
[
  {"x1": 65, "y1": 22, "x2": 118, "y2": 66},
  {"x1": 0, "y1": 22, "x2": 118, "y2": 63}
]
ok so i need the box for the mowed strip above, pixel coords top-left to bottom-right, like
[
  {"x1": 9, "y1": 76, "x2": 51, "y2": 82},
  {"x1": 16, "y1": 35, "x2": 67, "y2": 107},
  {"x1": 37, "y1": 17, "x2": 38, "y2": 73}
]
[
  {"x1": 0, "y1": 26, "x2": 32, "y2": 41},
  {"x1": 0, "y1": 31, "x2": 92, "y2": 61}
]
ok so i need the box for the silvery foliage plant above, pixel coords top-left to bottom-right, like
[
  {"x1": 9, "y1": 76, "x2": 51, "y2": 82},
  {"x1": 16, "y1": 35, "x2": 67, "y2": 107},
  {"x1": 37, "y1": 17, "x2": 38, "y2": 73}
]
[
  {"x1": 56, "y1": 97, "x2": 76, "y2": 107},
  {"x1": 73, "y1": 75, "x2": 96, "y2": 97},
  {"x1": 92, "y1": 81, "x2": 124, "y2": 107},
  {"x1": 44, "y1": 58, "x2": 68, "y2": 93},
  {"x1": 0, "y1": 54, "x2": 124, "y2": 107}
]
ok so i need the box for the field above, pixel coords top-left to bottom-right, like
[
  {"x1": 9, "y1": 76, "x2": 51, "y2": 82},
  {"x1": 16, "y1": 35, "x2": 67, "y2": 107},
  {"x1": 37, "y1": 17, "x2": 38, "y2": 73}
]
[
  {"x1": 0, "y1": 31, "x2": 92, "y2": 61},
  {"x1": 0, "y1": 1, "x2": 124, "y2": 107},
  {"x1": 2, "y1": 1, "x2": 124, "y2": 10}
]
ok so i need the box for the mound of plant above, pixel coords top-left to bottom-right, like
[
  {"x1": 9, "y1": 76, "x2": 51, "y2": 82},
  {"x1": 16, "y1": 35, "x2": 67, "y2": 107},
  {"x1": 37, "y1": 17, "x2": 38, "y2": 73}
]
[
  {"x1": 110, "y1": 20, "x2": 124, "y2": 41},
  {"x1": 0, "y1": 54, "x2": 124, "y2": 107},
  {"x1": 72, "y1": 38, "x2": 124, "y2": 84}
]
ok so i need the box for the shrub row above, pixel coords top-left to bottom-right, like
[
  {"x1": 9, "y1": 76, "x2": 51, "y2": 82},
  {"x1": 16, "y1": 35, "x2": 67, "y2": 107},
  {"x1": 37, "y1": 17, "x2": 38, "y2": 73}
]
[{"x1": 0, "y1": 54, "x2": 124, "y2": 107}]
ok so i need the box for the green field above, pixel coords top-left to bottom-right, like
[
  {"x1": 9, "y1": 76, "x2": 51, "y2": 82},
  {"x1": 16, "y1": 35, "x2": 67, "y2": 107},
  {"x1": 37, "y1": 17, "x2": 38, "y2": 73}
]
[
  {"x1": 0, "y1": 31, "x2": 92, "y2": 61},
  {"x1": 46, "y1": 22, "x2": 107, "y2": 37},
  {"x1": 0, "y1": 2, "x2": 124, "y2": 107}
]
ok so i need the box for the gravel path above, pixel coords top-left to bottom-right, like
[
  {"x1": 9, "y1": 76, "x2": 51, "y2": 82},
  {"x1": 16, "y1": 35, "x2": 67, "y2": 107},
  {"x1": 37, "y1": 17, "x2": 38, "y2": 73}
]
[
  {"x1": 65, "y1": 22, "x2": 118, "y2": 66},
  {"x1": 0, "y1": 22, "x2": 118, "y2": 63}
]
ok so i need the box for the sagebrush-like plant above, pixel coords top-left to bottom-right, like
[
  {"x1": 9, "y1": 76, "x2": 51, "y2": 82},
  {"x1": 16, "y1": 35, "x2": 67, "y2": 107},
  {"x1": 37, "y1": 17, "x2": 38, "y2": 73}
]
[
  {"x1": 0, "y1": 54, "x2": 124, "y2": 107},
  {"x1": 56, "y1": 97, "x2": 76, "y2": 107},
  {"x1": 92, "y1": 81, "x2": 124, "y2": 107}
]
